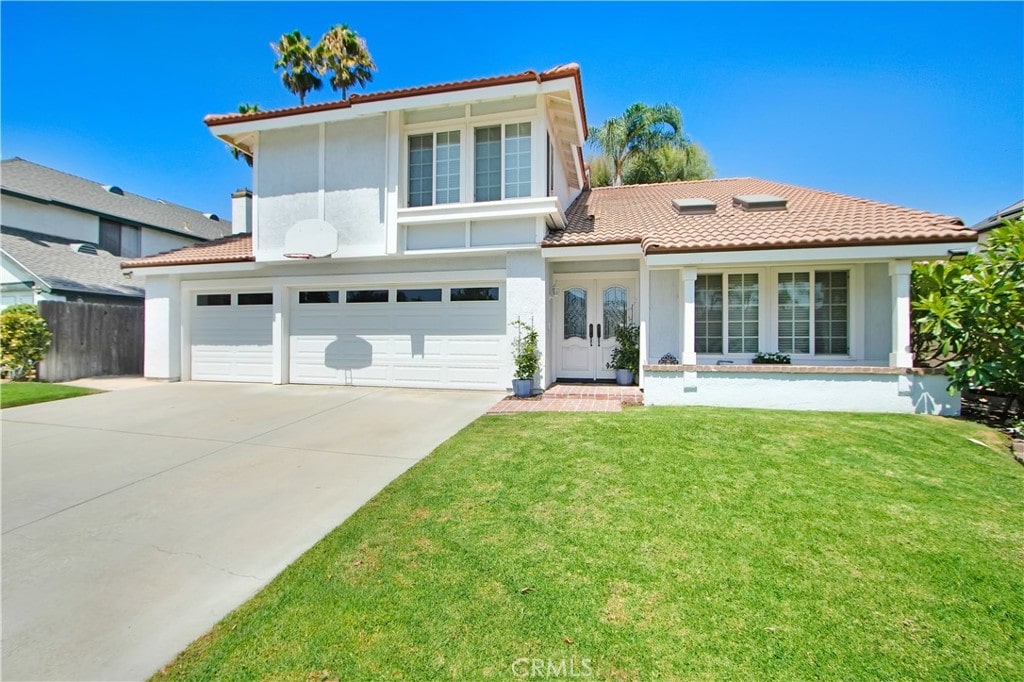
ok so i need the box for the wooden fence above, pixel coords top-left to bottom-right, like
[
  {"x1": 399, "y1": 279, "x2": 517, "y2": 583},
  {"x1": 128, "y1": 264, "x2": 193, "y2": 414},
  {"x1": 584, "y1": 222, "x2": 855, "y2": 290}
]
[{"x1": 37, "y1": 301, "x2": 144, "y2": 382}]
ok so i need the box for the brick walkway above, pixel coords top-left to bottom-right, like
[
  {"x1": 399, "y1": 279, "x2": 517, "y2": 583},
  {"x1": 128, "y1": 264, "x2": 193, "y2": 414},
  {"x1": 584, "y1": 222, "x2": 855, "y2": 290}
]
[{"x1": 488, "y1": 383, "x2": 643, "y2": 414}]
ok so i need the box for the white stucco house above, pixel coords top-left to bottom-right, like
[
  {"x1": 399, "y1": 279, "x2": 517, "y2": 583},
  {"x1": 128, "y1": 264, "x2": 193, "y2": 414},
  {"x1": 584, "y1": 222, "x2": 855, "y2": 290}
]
[{"x1": 123, "y1": 64, "x2": 977, "y2": 414}]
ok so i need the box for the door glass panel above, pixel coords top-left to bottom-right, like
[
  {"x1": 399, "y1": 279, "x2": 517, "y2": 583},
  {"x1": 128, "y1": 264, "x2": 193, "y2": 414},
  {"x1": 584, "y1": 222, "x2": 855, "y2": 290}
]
[
  {"x1": 563, "y1": 288, "x2": 587, "y2": 340},
  {"x1": 603, "y1": 286, "x2": 627, "y2": 339}
]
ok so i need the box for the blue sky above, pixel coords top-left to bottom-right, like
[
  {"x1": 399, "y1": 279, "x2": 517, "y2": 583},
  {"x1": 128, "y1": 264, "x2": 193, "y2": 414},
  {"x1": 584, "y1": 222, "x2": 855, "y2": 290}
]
[{"x1": 2, "y1": 2, "x2": 1021, "y2": 224}]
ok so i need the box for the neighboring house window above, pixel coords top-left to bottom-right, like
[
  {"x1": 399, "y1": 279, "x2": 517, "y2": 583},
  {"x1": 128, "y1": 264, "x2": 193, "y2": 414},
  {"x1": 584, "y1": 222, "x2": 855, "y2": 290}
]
[
  {"x1": 694, "y1": 273, "x2": 759, "y2": 354},
  {"x1": 408, "y1": 130, "x2": 461, "y2": 207},
  {"x1": 474, "y1": 122, "x2": 532, "y2": 201},
  {"x1": 99, "y1": 219, "x2": 140, "y2": 257},
  {"x1": 778, "y1": 270, "x2": 849, "y2": 355}
]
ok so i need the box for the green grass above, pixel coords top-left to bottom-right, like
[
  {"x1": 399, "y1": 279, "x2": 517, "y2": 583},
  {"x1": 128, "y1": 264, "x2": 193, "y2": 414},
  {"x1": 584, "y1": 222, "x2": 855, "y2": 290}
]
[
  {"x1": 0, "y1": 381, "x2": 101, "y2": 409},
  {"x1": 155, "y1": 408, "x2": 1023, "y2": 681}
]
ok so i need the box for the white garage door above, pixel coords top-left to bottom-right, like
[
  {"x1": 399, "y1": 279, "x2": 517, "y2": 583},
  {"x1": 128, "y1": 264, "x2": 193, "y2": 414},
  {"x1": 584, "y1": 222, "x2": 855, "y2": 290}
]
[
  {"x1": 190, "y1": 292, "x2": 273, "y2": 382},
  {"x1": 289, "y1": 284, "x2": 505, "y2": 390}
]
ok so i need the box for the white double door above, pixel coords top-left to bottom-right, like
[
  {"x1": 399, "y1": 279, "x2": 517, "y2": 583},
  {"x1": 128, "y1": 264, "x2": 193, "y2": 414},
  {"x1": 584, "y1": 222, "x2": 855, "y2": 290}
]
[{"x1": 555, "y1": 275, "x2": 637, "y2": 381}]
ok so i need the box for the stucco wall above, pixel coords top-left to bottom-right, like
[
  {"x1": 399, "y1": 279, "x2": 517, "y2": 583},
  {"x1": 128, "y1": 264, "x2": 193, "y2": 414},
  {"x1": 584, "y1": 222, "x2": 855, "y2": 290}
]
[
  {"x1": 863, "y1": 262, "x2": 892, "y2": 362},
  {"x1": 648, "y1": 269, "x2": 680, "y2": 363},
  {"x1": 1, "y1": 195, "x2": 98, "y2": 242},
  {"x1": 140, "y1": 230, "x2": 197, "y2": 256},
  {"x1": 255, "y1": 117, "x2": 388, "y2": 260},
  {"x1": 644, "y1": 370, "x2": 959, "y2": 415},
  {"x1": 505, "y1": 250, "x2": 547, "y2": 389},
  {"x1": 143, "y1": 274, "x2": 181, "y2": 380}
]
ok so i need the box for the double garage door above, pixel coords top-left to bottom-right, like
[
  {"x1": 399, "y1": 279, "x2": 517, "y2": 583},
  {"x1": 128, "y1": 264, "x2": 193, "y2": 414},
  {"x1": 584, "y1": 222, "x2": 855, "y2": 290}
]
[{"x1": 189, "y1": 283, "x2": 505, "y2": 390}]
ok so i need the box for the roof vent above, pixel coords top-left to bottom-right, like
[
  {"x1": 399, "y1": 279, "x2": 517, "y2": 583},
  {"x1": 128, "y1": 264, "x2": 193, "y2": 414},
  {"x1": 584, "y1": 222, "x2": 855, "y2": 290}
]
[
  {"x1": 673, "y1": 198, "x2": 716, "y2": 215},
  {"x1": 733, "y1": 194, "x2": 787, "y2": 211},
  {"x1": 102, "y1": 184, "x2": 124, "y2": 195},
  {"x1": 70, "y1": 243, "x2": 98, "y2": 255},
  {"x1": 203, "y1": 213, "x2": 220, "y2": 221}
]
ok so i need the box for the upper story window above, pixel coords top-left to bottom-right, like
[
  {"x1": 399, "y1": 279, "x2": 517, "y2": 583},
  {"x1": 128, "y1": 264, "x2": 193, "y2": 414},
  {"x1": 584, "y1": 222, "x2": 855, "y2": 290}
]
[
  {"x1": 474, "y1": 122, "x2": 532, "y2": 202},
  {"x1": 408, "y1": 130, "x2": 462, "y2": 207},
  {"x1": 99, "y1": 219, "x2": 141, "y2": 258}
]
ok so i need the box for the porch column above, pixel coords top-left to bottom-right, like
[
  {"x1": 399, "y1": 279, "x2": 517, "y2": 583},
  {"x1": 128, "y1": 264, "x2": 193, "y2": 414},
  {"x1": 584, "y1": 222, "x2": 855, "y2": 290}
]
[
  {"x1": 681, "y1": 268, "x2": 697, "y2": 365},
  {"x1": 639, "y1": 261, "x2": 650, "y2": 388},
  {"x1": 271, "y1": 283, "x2": 289, "y2": 385},
  {"x1": 889, "y1": 261, "x2": 913, "y2": 368}
]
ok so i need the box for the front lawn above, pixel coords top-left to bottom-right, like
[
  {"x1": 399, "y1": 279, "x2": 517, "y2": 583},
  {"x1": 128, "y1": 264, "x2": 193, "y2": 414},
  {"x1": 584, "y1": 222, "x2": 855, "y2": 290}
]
[
  {"x1": 156, "y1": 408, "x2": 1023, "y2": 681},
  {"x1": 0, "y1": 382, "x2": 101, "y2": 409}
]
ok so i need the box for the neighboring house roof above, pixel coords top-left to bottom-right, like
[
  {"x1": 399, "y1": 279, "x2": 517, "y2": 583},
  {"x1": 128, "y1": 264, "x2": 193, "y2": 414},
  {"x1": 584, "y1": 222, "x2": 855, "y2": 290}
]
[
  {"x1": 204, "y1": 63, "x2": 587, "y2": 133},
  {"x1": 972, "y1": 199, "x2": 1023, "y2": 232},
  {"x1": 121, "y1": 232, "x2": 253, "y2": 268},
  {"x1": 549, "y1": 178, "x2": 975, "y2": 253},
  {"x1": 0, "y1": 158, "x2": 231, "y2": 241},
  {"x1": 1, "y1": 226, "x2": 144, "y2": 298}
]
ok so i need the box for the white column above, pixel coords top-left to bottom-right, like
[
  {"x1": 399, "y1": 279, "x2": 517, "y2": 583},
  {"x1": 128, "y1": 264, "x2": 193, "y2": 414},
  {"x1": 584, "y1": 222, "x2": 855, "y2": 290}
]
[
  {"x1": 506, "y1": 251, "x2": 547, "y2": 387},
  {"x1": 272, "y1": 283, "x2": 289, "y2": 384},
  {"x1": 681, "y1": 268, "x2": 697, "y2": 365},
  {"x1": 143, "y1": 274, "x2": 181, "y2": 380},
  {"x1": 889, "y1": 261, "x2": 913, "y2": 368},
  {"x1": 638, "y1": 260, "x2": 650, "y2": 388}
]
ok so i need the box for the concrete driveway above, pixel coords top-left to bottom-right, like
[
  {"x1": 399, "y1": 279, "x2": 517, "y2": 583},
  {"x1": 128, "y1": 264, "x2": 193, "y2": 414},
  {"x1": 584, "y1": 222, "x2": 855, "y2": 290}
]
[{"x1": 1, "y1": 382, "x2": 500, "y2": 681}]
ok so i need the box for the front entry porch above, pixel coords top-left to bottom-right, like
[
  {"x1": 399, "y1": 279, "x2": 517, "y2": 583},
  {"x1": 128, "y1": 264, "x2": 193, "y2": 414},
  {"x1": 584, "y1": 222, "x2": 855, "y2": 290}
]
[{"x1": 489, "y1": 382, "x2": 643, "y2": 413}]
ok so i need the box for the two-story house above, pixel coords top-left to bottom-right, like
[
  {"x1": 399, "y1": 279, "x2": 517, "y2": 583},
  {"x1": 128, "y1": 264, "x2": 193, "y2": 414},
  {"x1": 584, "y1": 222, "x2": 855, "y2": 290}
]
[
  {"x1": 123, "y1": 64, "x2": 978, "y2": 414},
  {"x1": 1, "y1": 158, "x2": 230, "y2": 308}
]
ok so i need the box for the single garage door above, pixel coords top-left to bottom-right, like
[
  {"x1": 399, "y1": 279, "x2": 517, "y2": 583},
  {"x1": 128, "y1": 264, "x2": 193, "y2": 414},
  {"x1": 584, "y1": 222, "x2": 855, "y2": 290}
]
[
  {"x1": 289, "y1": 284, "x2": 505, "y2": 390},
  {"x1": 190, "y1": 291, "x2": 274, "y2": 382}
]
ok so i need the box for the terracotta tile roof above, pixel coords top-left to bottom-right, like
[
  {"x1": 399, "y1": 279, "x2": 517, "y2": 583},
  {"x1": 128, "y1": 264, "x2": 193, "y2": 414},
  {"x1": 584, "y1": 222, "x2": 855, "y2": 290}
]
[
  {"x1": 205, "y1": 64, "x2": 587, "y2": 133},
  {"x1": 549, "y1": 178, "x2": 975, "y2": 253},
  {"x1": 121, "y1": 233, "x2": 253, "y2": 268}
]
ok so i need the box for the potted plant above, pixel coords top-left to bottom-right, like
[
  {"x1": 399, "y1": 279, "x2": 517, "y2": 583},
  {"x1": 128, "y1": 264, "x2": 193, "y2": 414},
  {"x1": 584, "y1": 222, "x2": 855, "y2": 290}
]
[
  {"x1": 607, "y1": 322, "x2": 640, "y2": 385},
  {"x1": 752, "y1": 351, "x2": 791, "y2": 365},
  {"x1": 510, "y1": 318, "x2": 541, "y2": 398}
]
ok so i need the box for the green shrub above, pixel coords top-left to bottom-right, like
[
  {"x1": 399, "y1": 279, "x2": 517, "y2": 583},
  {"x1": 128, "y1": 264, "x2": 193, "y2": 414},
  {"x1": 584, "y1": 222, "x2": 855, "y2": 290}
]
[
  {"x1": 510, "y1": 318, "x2": 541, "y2": 380},
  {"x1": 753, "y1": 351, "x2": 792, "y2": 365},
  {"x1": 1, "y1": 304, "x2": 52, "y2": 381},
  {"x1": 607, "y1": 322, "x2": 640, "y2": 375},
  {"x1": 913, "y1": 220, "x2": 1024, "y2": 419}
]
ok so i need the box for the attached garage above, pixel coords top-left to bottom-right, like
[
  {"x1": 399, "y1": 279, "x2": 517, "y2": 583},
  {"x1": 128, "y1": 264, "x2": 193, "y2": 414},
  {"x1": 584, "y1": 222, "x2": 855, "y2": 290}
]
[
  {"x1": 289, "y1": 283, "x2": 505, "y2": 390},
  {"x1": 189, "y1": 291, "x2": 273, "y2": 382}
]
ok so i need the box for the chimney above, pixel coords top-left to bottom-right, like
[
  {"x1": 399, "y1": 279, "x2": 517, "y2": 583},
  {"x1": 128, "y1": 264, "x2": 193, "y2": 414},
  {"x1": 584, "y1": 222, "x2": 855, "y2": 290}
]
[{"x1": 231, "y1": 189, "x2": 253, "y2": 234}]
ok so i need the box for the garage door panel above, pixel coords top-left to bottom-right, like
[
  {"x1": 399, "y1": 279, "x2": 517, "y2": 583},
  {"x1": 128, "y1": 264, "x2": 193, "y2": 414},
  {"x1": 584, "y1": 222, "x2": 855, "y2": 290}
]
[
  {"x1": 191, "y1": 299, "x2": 273, "y2": 383},
  {"x1": 289, "y1": 284, "x2": 505, "y2": 390}
]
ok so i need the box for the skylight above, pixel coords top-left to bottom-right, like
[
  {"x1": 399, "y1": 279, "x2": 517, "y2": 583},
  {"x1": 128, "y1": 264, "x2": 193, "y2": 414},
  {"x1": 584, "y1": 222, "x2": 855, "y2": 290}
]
[
  {"x1": 672, "y1": 198, "x2": 716, "y2": 215},
  {"x1": 733, "y1": 194, "x2": 787, "y2": 211}
]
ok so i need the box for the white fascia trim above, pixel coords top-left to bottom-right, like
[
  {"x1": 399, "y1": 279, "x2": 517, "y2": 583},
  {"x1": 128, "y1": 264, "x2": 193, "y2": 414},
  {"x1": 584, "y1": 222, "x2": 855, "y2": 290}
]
[
  {"x1": 541, "y1": 77, "x2": 587, "y2": 148},
  {"x1": 208, "y1": 80, "x2": 550, "y2": 138},
  {"x1": 122, "y1": 261, "x2": 260, "y2": 277},
  {"x1": 0, "y1": 250, "x2": 51, "y2": 292},
  {"x1": 178, "y1": 269, "x2": 508, "y2": 291},
  {"x1": 645, "y1": 241, "x2": 979, "y2": 268},
  {"x1": 541, "y1": 243, "x2": 643, "y2": 260},
  {"x1": 403, "y1": 245, "x2": 538, "y2": 257},
  {"x1": 397, "y1": 196, "x2": 565, "y2": 227}
]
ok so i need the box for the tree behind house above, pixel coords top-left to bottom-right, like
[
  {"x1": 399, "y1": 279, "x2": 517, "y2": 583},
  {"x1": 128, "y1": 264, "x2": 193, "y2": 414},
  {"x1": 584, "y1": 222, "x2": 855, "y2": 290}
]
[
  {"x1": 318, "y1": 24, "x2": 376, "y2": 100},
  {"x1": 271, "y1": 30, "x2": 322, "y2": 105}
]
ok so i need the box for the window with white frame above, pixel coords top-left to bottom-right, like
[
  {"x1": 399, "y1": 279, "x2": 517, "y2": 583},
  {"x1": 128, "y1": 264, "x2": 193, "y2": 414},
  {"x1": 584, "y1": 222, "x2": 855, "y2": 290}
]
[
  {"x1": 407, "y1": 130, "x2": 461, "y2": 207},
  {"x1": 778, "y1": 270, "x2": 849, "y2": 355},
  {"x1": 727, "y1": 273, "x2": 760, "y2": 353},
  {"x1": 474, "y1": 122, "x2": 532, "y2": 201},
  {"x1": 694, "y1": 273, "x2": 760, "y2": 354}
]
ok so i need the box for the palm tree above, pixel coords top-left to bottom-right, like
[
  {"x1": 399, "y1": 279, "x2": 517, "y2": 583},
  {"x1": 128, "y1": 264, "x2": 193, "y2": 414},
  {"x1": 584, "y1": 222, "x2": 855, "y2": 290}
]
[
  {"x1": 317, "y1": 24, "x2": 376, "y2": 100},
  {"x1": 623, "y1": 142, "x2": 715, "y2": 185},
  {"x1": 271, "y1": 30, "x2": 322, "y2": 105},
  {"x1": 588, "y1": 102, "x2": 685, "y2": 186},
  {"x1": 228, "y1": 103, "x2": 261, "y2": 166}
]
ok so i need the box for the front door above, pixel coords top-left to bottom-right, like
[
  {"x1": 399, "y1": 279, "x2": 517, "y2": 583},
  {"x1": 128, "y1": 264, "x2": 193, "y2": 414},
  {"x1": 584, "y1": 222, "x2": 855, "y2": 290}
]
[{"x1": 556, "y1": 276, "x2": 636, "y2": 381}]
